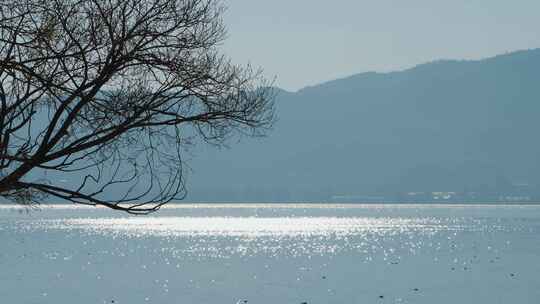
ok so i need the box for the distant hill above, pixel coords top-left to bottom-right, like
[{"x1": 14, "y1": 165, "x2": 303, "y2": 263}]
[{"x1": 186, "y1": 49, "x2": 540, "y2": 202}]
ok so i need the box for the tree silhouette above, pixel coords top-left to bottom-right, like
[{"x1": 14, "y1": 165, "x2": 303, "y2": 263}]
[{"x1": 0, "y1": 0, "x2": 274, "y2": 213}]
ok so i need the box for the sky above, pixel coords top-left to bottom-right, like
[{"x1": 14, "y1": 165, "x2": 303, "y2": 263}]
[{"x1": 222, "y1": 0, "x2": 540, "y2": 91}]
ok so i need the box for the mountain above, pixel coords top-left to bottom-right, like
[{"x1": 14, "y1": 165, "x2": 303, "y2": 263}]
[{"x1": 186, "y1": 49, "x2": 540, "y2": 202}]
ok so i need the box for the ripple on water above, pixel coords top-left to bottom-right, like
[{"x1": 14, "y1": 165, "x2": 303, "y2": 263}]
[
  {"x1": 29, "y1": 216, "x2": 467, "y2": 237},
  {"x1": 6, "y1": 205, "x2": 540, "y2": 259},
  {"x1": 10, "y1": 215, "x2": 525, "y2": 258}
]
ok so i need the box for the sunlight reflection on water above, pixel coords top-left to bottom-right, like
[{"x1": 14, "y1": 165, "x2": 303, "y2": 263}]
[
  {"x1": 2, "y1": 204, "x2": 540, "y2": 304},
  {"x1": 34, "y1": 216, "x2": 464, "y2": 238},
  {"x1": 21, "y1": 216, "x2": 470, "y2": 259},
  {"x1": 6, "y1": 204, "x2": 538, "y2": 259}
]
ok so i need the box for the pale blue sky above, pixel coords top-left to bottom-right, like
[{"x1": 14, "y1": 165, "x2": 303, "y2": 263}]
[{"x1": 222, "y1": 0, "x2": 540, "y2": 91}]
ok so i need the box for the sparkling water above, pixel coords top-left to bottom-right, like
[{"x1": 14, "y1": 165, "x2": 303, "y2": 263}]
[{"x1": 1, "y1": 204, "x2": 539, "y2": 303}]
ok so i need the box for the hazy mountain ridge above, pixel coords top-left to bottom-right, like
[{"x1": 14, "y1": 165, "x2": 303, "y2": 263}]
[{"x1": 186, "y1": 49, "x2": 540, "y2": 202}]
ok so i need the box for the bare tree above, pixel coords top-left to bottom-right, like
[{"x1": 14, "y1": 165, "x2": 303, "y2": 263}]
[{"x1": 0, "y1": 0, "x2": 274, "y2": 213}]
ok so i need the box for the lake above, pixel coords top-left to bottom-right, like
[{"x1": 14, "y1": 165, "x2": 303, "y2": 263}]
[{"x1": 1, "y1": 203, "x2": 539, "y2": 303}]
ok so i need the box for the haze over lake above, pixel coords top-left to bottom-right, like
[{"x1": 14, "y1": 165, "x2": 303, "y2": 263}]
[
  {"x1": 1, "y1": 0, "x2": 539, "y2": 302},
  {"x1": 187, "y1": 49, "x2": 540, "y2": 204}
]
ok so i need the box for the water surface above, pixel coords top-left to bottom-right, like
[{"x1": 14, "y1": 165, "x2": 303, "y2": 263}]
[{"x1": 1, "y1": 204, "x2": 539, "y2": 303}]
